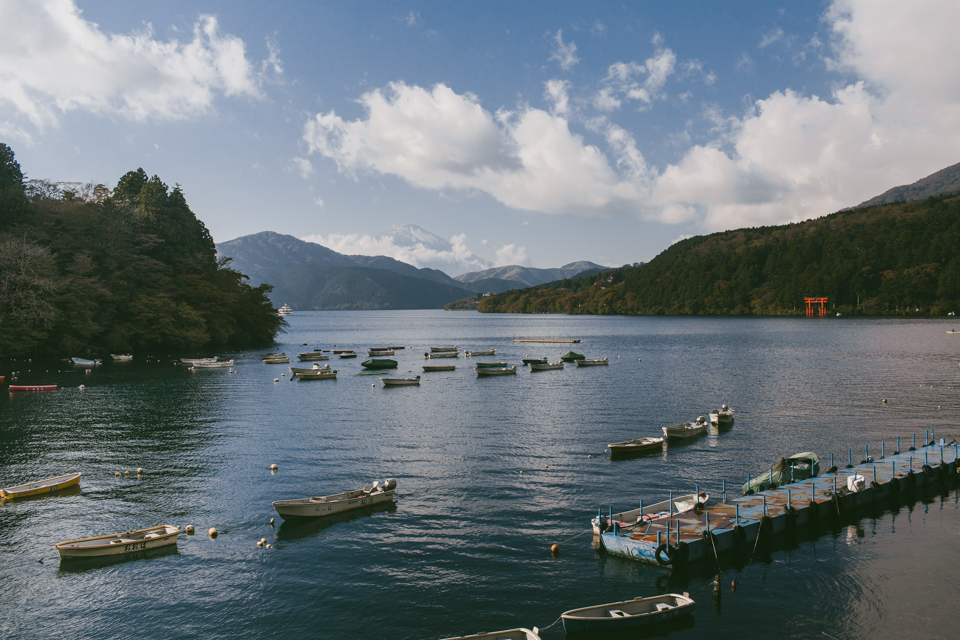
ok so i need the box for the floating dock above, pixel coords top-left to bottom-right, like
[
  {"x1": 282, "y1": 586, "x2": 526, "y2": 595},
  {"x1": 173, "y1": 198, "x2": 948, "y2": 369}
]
[
  {"x1": 513, "y1": 338, "x2": 580, "y2": 343},
  {"x1": 598, "y1": 441, "x2": 959, "y2": 568}
]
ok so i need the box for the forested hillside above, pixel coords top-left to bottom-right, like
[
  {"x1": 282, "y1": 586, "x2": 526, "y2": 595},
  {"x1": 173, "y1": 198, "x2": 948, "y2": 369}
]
[
  {"x1": 0, "y1": 143, "x2": 283, "y2": 355},
  {"x1": 480, "y1": 194, "x2": 960, "y2": 316}
]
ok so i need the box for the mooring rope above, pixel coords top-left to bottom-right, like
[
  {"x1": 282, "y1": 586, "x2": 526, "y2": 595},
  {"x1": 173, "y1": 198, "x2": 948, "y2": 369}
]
[
  {"x1": 539, "y1": 615, "x2": 564, "y2": 631},
  {"x1": 556, "y1": 529, "x2": 594, "y2": 546}
]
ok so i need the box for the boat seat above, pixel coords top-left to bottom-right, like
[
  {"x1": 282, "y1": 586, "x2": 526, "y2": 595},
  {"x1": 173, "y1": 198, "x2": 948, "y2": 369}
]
[
  {"x1": 607, "y1": 609, "x2": 628, "y2": 618},
  {"x1": 655, "y1": 603, "x2": 673, "y2": 611}
]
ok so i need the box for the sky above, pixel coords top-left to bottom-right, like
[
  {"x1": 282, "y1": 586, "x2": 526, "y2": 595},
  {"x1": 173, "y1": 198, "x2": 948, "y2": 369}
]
[{"x1": 3, "y1": 0, "x2": 960, "y2": 275}]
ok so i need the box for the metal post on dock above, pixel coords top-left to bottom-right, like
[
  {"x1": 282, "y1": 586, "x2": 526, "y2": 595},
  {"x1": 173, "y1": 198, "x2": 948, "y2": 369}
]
[
  {"x1": 676, "y1": 519, "x2": 680, "y2": 547},
  {"x1": 812, "y1": 482, "x2": 816, "y2": 501},
  {"x1": 882, "y1": 442, "x2": 885, "y2": 458},
  {"x1": 831, "y1": 453, "x2": 834, "y2": 468},
  {"x1": 926, "y1": 429, "x2": 929, "y2": 444},
  {"x1": 609, "y1": 505, "x2": 612, "y2": 527},
  {"x1": 865, "y1": 444, "x2": 869, "y2": 460},
  {"x1": 913, "y1": 433, "x2": 916, "y2": 449},
  {"x1": 665, "y1": 519, "x2": 670, "y2": 547},
  {"x1": 669, "y1": 491, "x2": 673, "y2": 516},
  {"x1": 705, "y1": 511, "x2": 710, "y2": 533},
  {"x1": 639, "y1": 498, "x2": 643, "y2": 516},
  {"x1": 763, "y1": 495, "x2": 767, "y2": 516},
  {"x1": 657, "y1": 530, "x2": 661, "y2": 547},
  {"x1": 791, "y1": 465, "x2": 795, "y2": 483},
  {"x1": 941, "y1": 447, "x2": 944, "y2": 464},
  {"x1": 898, "y1": 436, "x2": 901, "y2": 452},
  {"x1": 787, "y1": 488, "x2": 791, "y2": 509},
  {"x1": 932, "y1": 428, "x2": 935, "y2": 443},
  {"x1": 736, "y1": 503, "x2": 740, "y2": 522},
  {"x1": 833, "y1": 476, "x2": 837, "y2": 494},
  {"x1": 892, "y1": 460, "x2": 895, "y2": 478},
  {"x1": 848, "y1": 449, "x2": 852, "y2": 466},
  {"x1": 873, "y1": 466, "x2": 877, "y2": 483},
  {"x1": 925, "y1": 451, "x2": 928, "y2": 466},
  {"x1": 722, "y1": 479, "x2": 726, "y2": 502},
  {"x1": 695, "y1": 484, "x2": 699, "y2": 500}
]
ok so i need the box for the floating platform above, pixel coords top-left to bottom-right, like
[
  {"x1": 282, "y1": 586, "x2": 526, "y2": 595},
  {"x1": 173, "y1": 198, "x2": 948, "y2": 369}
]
[
  {"x1": 513, "y1": 338, "x2": 580, "y2": 343},
  {"x1": 598, "y1": 442, "x2": 959, "y2": 568}
]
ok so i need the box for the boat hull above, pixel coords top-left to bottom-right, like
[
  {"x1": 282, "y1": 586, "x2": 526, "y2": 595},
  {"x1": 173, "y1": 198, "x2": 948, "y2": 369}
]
[
  {"x1": 561, "y1": 593, "x2": 695, "y2": 632},
  {"x1": 298, "y1": 353, "x2": 329, "y2": 361},
  {"x1": 608, "y1": 438, "x2": 663, "y2": 457},
  {"x1": 465, "y1": 350, "x2": 496, "y2": 356},
  {"x1": 441, "y1": 629, "x2": 541, "y2": 640},
  {"x1": 56, "y1": 525, "x2": 180, "y2": 559},
  {"x1": 425, "y1": 352, "x2": 458, "y2": 358},
  {"x1": 2, "y1": 472, "x2": 81, "y2": 500},
  {"x1": 381, "y1": 377, "x2": 420, "y2": 385},
  {"x1": 529, "y1": 362, "x2": 563, "y2": 370},
  {"x1": 423, "y1": 365, "x2": 456, "y2": 372},
  {"x1": 661, "y1": 423, "x2": 707, "y2": 440},
  {"x1": 576, "y1": 359, "x2": 609, "y2": 366},
  {"x1": 8, "y1": 385, "x2": 57, "y2": 392},
  {"x1": 273, "y1": 489, "x2": 396, "y2": 519},
  {"x1": 476, "y1": 366, "x2": 516, "y2": 376}
]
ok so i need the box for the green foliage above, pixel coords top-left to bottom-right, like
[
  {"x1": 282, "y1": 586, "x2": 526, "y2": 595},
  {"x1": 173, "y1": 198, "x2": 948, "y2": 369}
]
[
  {"x1": 481, "y1": 194, "x2": 960, "y2": 316},
  {"x1": 0, "y1": 144, "x2": 284, "y2": 355}
]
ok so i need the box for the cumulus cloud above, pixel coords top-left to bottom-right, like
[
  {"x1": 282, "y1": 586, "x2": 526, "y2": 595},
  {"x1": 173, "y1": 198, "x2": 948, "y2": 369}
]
[
  {"x1": 759, "y1": 28, "x2": 785, "y2": 48},
  {"x1": 548, "y1": 29, "x2": 579, "y2": 71},
  {"x1": 544, "y1": 79, "x2": 571, "y2": 115},
  {"x1": 291, "y1": 157, "x2": 314, "y2": 179},
  {"x1": 0, "y1": 0, "x2": 268, "y2": 128},
  {"x1": 495, "y1": 243, "x2": 529, "y2": 266},
  {"x1": 594, "y1": 47, "x2": 677, "y2": 110}
]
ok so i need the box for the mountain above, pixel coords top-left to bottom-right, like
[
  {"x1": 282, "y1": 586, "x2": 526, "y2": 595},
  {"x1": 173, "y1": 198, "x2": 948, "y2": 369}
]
[
  {"x1": 854, "y1": 161, "x2": 960, "y2": 208},
  {"x1": 456, "y1": 261, "x2": 610, "y2": 287},
  {"x1": 374, "y1": 223, "x2": 492, "y2": 275},
  {"x1": 479, "y1": 192, "x2": 960, "y2": 316}
]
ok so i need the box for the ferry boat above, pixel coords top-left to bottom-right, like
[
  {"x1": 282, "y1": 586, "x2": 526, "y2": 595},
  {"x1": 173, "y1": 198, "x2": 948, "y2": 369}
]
[{"x1": 277, "y1": 304, "x2": 293, "y2": 316}]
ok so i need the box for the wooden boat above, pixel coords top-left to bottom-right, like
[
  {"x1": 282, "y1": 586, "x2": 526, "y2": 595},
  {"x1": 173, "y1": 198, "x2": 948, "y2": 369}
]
[
  {"x1": 423, "y1": 364, "x2": 456, "y2": 372},
  {"x1": 474, "y1": 361, "x2": 508, "y2": 368},
  {"x1": 608, "y1": 437, "x2": 663, "y2": 456},
  {"x1": 441, "y1": 628, "x2": 541, "y2": 640},
  {"x1": 425, "y1": 351, "x2": 458, "y2": 358},
  {"x1": 742, "y1": 452, "x2": 820, "y2": 494},
  {"x1": 430, "y1": 346, "x2": 458, "y2": 352},
  {"x1": 561, "y1": 593, "x2": 695, "y2": 632},
  {"x1": 475, "y1": 366, "x2": 516, "y2": 376},
  {"x1": 191, "y1": 359, "x2": 234, "y2": 368},
  {"x1": 332, "y1": 350, "x2": 353, "y2": 354},
  {"x1": 465, "y1": 349, "x2": 496, "y2": 356},
  {"x1": 339, "y1": 352, "x2": 358, "y2": 358},
  {"x1": 261, "y1": 352, "x2": 285, "y2": 360},
  {"x1": 529, "y1": 361, "x2": 563, "y2": 371},
  {"x1": 110, "y1": 354, "x2": 133, "y2": 361},
  {"x1": 368, "y1": 349, "x2": 396, "y2": 356},
  {"x1": 273, "y1": 479, "x2": 397, "y2": 519},
  {"x1": 290, "y1": 364, "x2": 331, "y2": 374},
  {"x1": 576, "y1": 358, "x2": 609, "y2": 366},
  {"x1": 709, "y1": 404, "x2": 734, "y2": 427},
  {"x1": 295, "y1": 369, "x2": 338, "y2": 380},
  {"x1": 181, "y1": 357, "x2": 216, "y2": 364},
  {"x1": 361, "y1": 358, "x2": 398, "y2": 370},
  {"x1": 381, "y1": 376, "x2": 420, "y2": 386},
  {"x1": 1, "y1": 472, "x2": 81, "y2": 500},
  {"x1": 522, "y1": 357, "x2": 547, "y2": 365},
  {"x1": 56, "y1": 525, "x2": 180, "y2": 559},
  {"x1": 559, "y1": 351, "x2": 585, "y2": 362},
  {"x1": 71, "y1": 357, "x2": 101, "y2": 366},
  {"x1": 298, "y1": 352, "x2": 329, "y2": 361},
  {"x1": 661, "y1": 417, "x2": 708, "y2": 441},
  {"x1": 591, "y1": 492, "x2": 708, "y2": 534},
  {"x1": 263, "y1": 356, "x2": 291, "y2": 364},
  {"x1": 9, "y1": 384, "x2": 57, "y2": 392}
]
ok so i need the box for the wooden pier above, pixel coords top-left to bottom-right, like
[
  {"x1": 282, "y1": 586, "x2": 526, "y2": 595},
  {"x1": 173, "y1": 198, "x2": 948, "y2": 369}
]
[
  {"x1": 599, "y1": 441, "x2": 959, "y2": 568},
  {"x1": 512, "y1": 338, "x2": 580, "y2": 343}
]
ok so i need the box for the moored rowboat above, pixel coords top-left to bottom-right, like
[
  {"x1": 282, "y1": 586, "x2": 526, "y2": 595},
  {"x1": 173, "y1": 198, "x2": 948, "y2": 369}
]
[
  {"x1": 423, "y1": 364, "x2": 456, "y2": 372},
  {"x1": 425, "y1": 351, "x2": 458, "y2": 358},
  {"x1": 430, "y1": 346, "x2": 458, "y2": 352},
  {"x1": 529, "y1": 361, "x2": 563, "y2": 371},
  {"x1": 361, "y1": 359, "x2": 398, "y2": 370},
  {"x1": 475, "y1": 366, "x2": 516, "y2": 376},
  {"x1": 441, "y1": 628, "x2": 541, "y2": 640},
  {"x1": 709, "y1": 404, "x2": 734, "y2": 427},
  {"x1": 9, "y1": 384, "x2": 58, "y2": 392},
  {"x1": 56, "y1": 525, "x2": 180, "y2": 559},
  {"x1": 608, "y1": 437, "x2": 663, "y2": 457},
  {"x1": 381, "y1": 376, "x2": 420, "y2": 386},
  {"x1": 368, "y1": 349, "x2": 396, "y2": 356},
  {"x1": 273, "y1": 479, "x2": 397, "y2": 519},
  {"x1": 591, "y1": 492, "x2": 708, "y2": 535},
  {"x1": 474, "y1": 361, "x2": 508, "y2": 368},
  {"x1": 295, "y1": 369, "x2": 338, "y2": 380},
  {"x1": 465, "y1": 349, "x2": 496, "y2": 356},
  {"x1": 1, "y1": 472, "x2": 81, "y2": 500},
  {"x1": 662, "y1": 417, "x2": 708, "y2": 441},
  {"x1": 576, "y1": 358, "x2": 609, "y2": 366},
  {"x1": 298, "y1": 352, "x2": 329, "y2": 361},
  {"x1": 561, "y1": 593, "x2": 695, "y2": 632}
]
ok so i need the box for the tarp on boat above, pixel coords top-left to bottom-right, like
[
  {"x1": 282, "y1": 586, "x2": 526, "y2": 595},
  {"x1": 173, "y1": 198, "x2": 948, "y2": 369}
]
[
  {"x1": 559, "y1": 351, "x2": 585, "y2": 361},
  {"x1": 360, "y1": 359, "x2": 398, "y2": 369},
  {"x1": 742, "y1": 452, "x2": 820, "y2": 494}
]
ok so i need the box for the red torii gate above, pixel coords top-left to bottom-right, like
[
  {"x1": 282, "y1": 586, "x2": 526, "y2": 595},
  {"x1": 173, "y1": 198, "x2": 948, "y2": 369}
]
[{"x1": 804, "y1": 297, "x2": 828, "y2": 317}]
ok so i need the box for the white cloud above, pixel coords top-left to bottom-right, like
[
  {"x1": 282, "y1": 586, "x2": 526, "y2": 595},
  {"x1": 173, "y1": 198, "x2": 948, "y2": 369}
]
[
  {"x1": 403, "y1": 12, "x2": 420, "y2": 26},
  {"x1": 548, "y1": 29, "x2": 579, "y2": 71},
  {"x1": 759, "y1": 28, "x2": 785, "y2": 48},
  {"x1": 544, "y1": 79, "x2": 571, "y2": 116},
  {"x1": 594, "y1": 48, "x2": 677, "y2": 110},
  {"x1": 313, "y1": 196, "x2": 324, "y2": 207},
  {"x1": 291, "y1": 157, "x2": 314, "y2": 179},
  {"x1": 591, "y1": 20, "x2": 606, "y2": 36},
  {"x1": 495, "y1": 243, "x2": 529, "y2": 266},
  {"x1": 0, "y1": 0, "x2": 268, "y2": 128}
]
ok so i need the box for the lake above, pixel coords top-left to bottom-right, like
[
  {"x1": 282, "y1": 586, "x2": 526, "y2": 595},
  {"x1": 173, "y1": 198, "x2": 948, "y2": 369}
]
[{"x1": 2, "y1": 311, "x2": 959, "y2": 639}]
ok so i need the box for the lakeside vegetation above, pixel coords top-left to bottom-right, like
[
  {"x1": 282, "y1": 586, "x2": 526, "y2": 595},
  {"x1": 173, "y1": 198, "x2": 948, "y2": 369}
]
[
  {"x1": 479, "y1": 194, "x2": 960, "y2": 316},
  {"x1": 0, "y1": 143, "x2": 284, "y2": 356}
]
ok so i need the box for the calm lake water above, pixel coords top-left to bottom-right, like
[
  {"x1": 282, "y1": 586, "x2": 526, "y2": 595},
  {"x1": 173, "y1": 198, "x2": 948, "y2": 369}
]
[{"x1": 3, "y1": 312, "x2": 960, "y2": 639}]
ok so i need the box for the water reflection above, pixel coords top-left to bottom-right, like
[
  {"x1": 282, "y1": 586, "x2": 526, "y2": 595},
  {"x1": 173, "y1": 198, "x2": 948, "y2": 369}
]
[
  {"x1": 275, "y1": 502, "x2": 398, "y2": 542},
  {"x1": 56, "y1": 545, "x2": 180, "y2": 574}
]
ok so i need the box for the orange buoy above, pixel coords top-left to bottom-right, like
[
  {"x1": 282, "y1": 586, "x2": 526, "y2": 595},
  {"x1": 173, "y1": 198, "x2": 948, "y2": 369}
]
[
  {"x1": 551, "y1": 544, "x2": 559, "y2": 555},
  {"x1": 209, "y1": 527, "x2": 218, "y2": 538}
]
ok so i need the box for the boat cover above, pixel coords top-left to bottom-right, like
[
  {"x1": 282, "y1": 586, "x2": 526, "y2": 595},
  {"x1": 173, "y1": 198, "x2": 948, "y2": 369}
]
[{"x1": 742, "y1": 452, "x2": 820, "y2": 494}]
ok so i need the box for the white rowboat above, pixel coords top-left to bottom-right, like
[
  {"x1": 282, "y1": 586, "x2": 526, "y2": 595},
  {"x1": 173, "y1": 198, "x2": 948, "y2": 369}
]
[
  {"x1": 441, "y1": 628, "x2": 541, "y2": 640},
  {"x1": 561, "y1": 593, "x2": 695, "y2": 632},
  {"x1": 464, "y1": 349, "x2": 496, "y2": 356},
  {"x1": 662, "y1": 417, "x2": 708, "y2": 441},
  {"x1": 608, "y1": 437, "x2": 663, "y2": 456},
  {"x1": 591, "y1": 492, "x2": 708, "y2": 535},
  {"x1": 381, "y1": 376, "x2": 420, "y2": 386},
  {"x1": 289, "y1": 364, "x2": 331, "y2": 375},
  {"x1": 111, "y1": 354, "x2": 133, "y2": 361},
  {"x1": 191, "y1": 359, "x2": 234, "y2": 368},
  {"x1": 425, "y1": 351, "x2": 459, "y2": 358},
  {"x1": 430, "y1": 346, "x2": 458, "y2": 352},
  {"x1": 576, "y1": 358, "x2": 609, "y2": 366},
  {"x1": 475, "y1": 366, "x2": 516, "y2": 376},
  {"x1": 273, "y1": 479, "x2": 397, "y2": 519},
  {"x1": 295, "y1": 370, "x2": 338, "y2": 380},
  {"x1": 1, "y1": 472, "x2": 81, "y2": 500},
  {"x1": 709, "y1": 404, "x2": 735, "y2": 427},
  {"x1": 529, "y1": 361, "x2": 563, "y2": 371},
  {"x1": 56, "y1": 525, "x2": 180, "y2": 559},
  {"x1": 368, "y1": 349, "x2": 396, "y2": 356}
]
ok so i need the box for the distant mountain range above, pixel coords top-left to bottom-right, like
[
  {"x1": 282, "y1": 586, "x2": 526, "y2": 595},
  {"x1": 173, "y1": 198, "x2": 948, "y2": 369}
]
[
  {"x1": 455, "y1": 262, "x2": 609, "y2": 288},
  {"x1": 854, "y1": 161, "x2": 960, "y2": 208},
  {"x1": 217, "y1": 230, "x2": 608, "y2": 310}
]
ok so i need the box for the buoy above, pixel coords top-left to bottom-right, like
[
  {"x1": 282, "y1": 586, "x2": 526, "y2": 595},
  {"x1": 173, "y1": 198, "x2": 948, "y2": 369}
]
[
  {"x1": 78, "y1": 384, "x2": 84, "y2": 390},
  {"x1": 124, "y1": 470, "x2": 130, "y2": 475},
  {"x1": 114, "y1": 472, "x2": 120, "y2": 477},
  {"x1": 551, "y1": 544, "x2": 559, "y2": 555},
  {"x1": 545, "y1": 464, "x2": 549, "y2": 468},
  {"x1": 260, "y1": 538, "x2": 267, "y2": 544},
  {"x1": 270, "y1": 464, "x2": 278, "y2": 471},
  {"x1": 266, "y1": 544, "x2": 272, "y2": 549},
  {"x1": 519, "y1": 471, "x2": 523, "y2": 474},
  {"x1": 588, "y1": 455, "x2": 592, "y2": 458},
  {"x1": 136, "y1": 468, "x2": 143, "y2": 474},
  {"x1": 269, "y1": 518, "x2": 275, "y2": 525},
  {"x1": 882, "y1": 398, "x2": 887, "y2": 403},
  {"x1": 638, "y1": 358, "x2": 642, "y2": 361},
  {"x1": 209, "y1": 527, "x2": 218, "y2": 538},
  {"x1": 257, "y1": 540, "x2": 264, "y2": 547},
  {"x1": 185, "y1": 525, "x2": 195, "y2": 534},
  {"x1": 372, "y1": 384, "x2": 375, "y2": 387},
  {"x1": 274, "y1": 378, "x2": 279, "y2": 382},
  {"x1": 281, "y1": 373, "x2": 285, "y2": 377},
  {"x1": 424, "y1": 488, "x2": 428, "y2": 492}
]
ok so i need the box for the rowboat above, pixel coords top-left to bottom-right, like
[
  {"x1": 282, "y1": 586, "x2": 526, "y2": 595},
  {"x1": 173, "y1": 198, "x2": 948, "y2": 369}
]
[
  {"x1": 742, "y1": 452, "x2": 820, "y2": 494},
  {"x1": 591, "y1": 492, "x2": 708, "y2": 535},
  {"x1": 295, "y1": 369, "x2": 338, "y2": 380},
  {"x1": 709, "y1": 404, "x2": 734, "y2": 427},
  {"x1": 661, "y1": 417, "x2": 708, "y2": 441},
  {"x1": 423, "y1": 364, "x2": 456, "y2": 372},
  {"x1": 273, "y1": 479, "x2": 397, "y2": 519},
  {"x1": 1, "y1": 472, "x2": 81, "y2": 500},
  {"x1": 181, "y1": 358, "x2": 216, "y2": 364},
  {"x1": 522, "y1": 357, "x2": 547, "y2": 366},
  {"x1": 559, "y1": 351, "x2": 585, "y2": 362},
  {"x1": 56, "y1": 525, "x2": 180, "y2": 559},
  {"x1": 441, "y1": 628, "x2": 541, "y2": 640},
  {"x1": 261, "y1": 352, "x2": 285, "y2": 359},
  {"x1": 361, "y1": 359, "x2": 398, "y2": 370},
  {"x1": 529, "y1": 361, "x2": 563, "y2": 371},
  {"x1": 430, "y1": 346, "x2": 458, "y2": 352},
  {"x1": 465, "y1": 349, "x2": 496, "y2": 356},
  {"x1": 332, "y1": 350, "x2": 354, "y2": 354},
  {"x1": 263, "y1": 356, "x2": 291, "y2": 364},
  {"x1": 475, "y1": 366, "x2": 516, "y2": 376},
  {"x1": 298, "y1": 352, "x2": 329, "y2": 361},
  {"x1": 381, "y1": 376, "x2": 420, "y2": 386},
  {"x1": 576, "y1": 358, "x2": 609, "y2": 366},
  {"x1": 111, "y1": 354, "x2": 133, "y2": 361},
  {"x1": 474, "y1": 361, "x2": 508, "y2": 368},
  {"x1": 561, "y1": 593, "x2": 695, "y2": 632},
  {"x1": 425, "y1": 351, "x2": 458, "y2": 358},
  {"x1": 9, "y1": 384, "x2": 57, "y2": 392},
  {"x1": 289, "y1": 363, "x2": 331, "y2": 375},
  {"x1": 339, "y1": 352, "x2": 357, "y2": 358},
  {"x1": 608, "y1": 437, "x2": 663, "y2": 457},
  {"x1": 191, "y1": 359, "x2": 234, "y2": 368},
  {"x1": 71, "y1": 357, "x2": 101, "y2": 366},
  {"x1": 368, "y1": 349, "x2": 396, "y2": 356}
]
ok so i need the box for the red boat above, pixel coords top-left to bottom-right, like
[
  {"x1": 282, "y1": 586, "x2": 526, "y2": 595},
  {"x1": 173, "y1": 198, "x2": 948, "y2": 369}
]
[{"x1": 9, "y1": 385, "x2": 57, "y2": 392}]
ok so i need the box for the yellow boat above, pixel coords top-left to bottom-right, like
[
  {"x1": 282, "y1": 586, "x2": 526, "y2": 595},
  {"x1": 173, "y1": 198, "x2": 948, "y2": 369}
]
[{"x1": 0, "y1": 472, "x2": 81, "y2": 500}]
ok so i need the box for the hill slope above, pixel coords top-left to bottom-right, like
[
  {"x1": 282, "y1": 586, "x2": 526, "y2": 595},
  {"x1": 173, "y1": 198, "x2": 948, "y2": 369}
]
[
  {"x1": 480, "y1": 194, "x2": 960, "y2": 316},
  {"x1": 456, "y1": 261, "x2": 609, "y2": 287},
  {"x1": 855, "y1": 161, "x2": 960, "y2": 208}
]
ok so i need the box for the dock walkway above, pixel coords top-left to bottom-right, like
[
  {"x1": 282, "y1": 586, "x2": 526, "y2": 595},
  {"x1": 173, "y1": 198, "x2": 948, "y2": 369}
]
[{"x1": 599, "y1": 442, "x2": 959, "y2": 568}]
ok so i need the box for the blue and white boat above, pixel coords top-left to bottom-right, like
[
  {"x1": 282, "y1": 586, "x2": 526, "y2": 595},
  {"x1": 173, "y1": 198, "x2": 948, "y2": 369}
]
[{"x1": 71, "y1": 357, "x2": 102, "y2": 366}]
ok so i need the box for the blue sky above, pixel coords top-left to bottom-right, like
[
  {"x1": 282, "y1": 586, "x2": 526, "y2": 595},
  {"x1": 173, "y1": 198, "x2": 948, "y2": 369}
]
[{"x1": 3, "y1": 1, "x2": 959, "y2": 275}]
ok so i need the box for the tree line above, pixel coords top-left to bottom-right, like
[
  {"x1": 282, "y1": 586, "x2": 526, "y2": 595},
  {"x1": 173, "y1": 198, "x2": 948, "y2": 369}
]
[
  {"x1": 0, "y1": 143, "x2": 284, "y2": 356},
  {"x1": 479, "y1": 194, "x2": 960, "y2": 316}
]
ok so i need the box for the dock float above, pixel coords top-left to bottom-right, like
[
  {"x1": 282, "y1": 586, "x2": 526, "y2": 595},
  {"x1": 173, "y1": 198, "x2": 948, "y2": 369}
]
[
  {"x1": 513, "y1": 338, "x2": 580, "y2": 343},
  {"x1": 598, "y1": 441, "x2": 959, "y2": 568}
]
